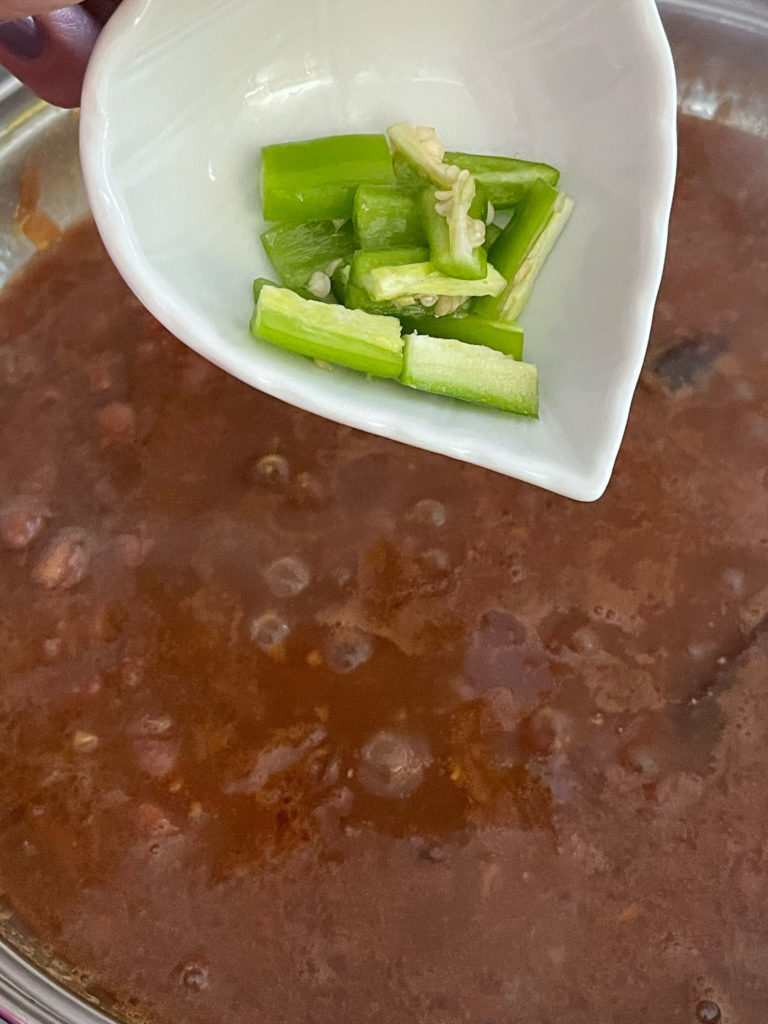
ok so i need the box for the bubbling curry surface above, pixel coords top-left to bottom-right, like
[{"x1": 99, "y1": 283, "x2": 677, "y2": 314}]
[{"x1": 1, "y1": 117, "x2": 767, "y2": 1024}]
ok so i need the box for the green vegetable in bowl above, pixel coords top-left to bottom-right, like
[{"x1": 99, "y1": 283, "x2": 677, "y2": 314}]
[
  {"x1": 347, "y1": 247, "x2": 431, "y2": 317},
  {"x1": 445, "y1": 151, "x2": 560, "y2": 208},
  {"x1": 251, "y1": 285, "x2": 404, "y2": 378},
  {"x1": 401, "y1": 333, "x2": 538, "y2": 416},
  {"x1": 353, "y1": 186, "x2": 426, "y2": 250},
  {"x1": 350, "y1": 246, "x2": 431, "y2": 288},
  {"x1": 362, "y1": 261, "x2": 505, "y2": 302},
  {"x1": 474, "y1": 180, "x2": 573, "y2": 322},
  {"x1": 420, "y1": 172, "x2": 488, "y2": 281},
  {"x1": 261, "y1": 220, "x2": 356, "y2": 292},
  {"x1": 398, "y1": 312, "x2": 524, "y2": 359},
  {"x1": 386, "y1": 121, "x2": 460, "y2": 188},
  {"x1": 252, "y1": 121, "x2": 571, "y2": 418},
  {"x1": 260, "y1": 134, "x2": 393, "y2": 221}
]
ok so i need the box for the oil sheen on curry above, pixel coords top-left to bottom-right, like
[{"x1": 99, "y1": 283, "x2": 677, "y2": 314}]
[{"x1": 1, "y1": 117, "x2": 767, "y2": 1024}]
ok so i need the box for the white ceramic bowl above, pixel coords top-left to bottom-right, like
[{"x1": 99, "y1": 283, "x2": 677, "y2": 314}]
[{"x1": 80, "y1": 0, "x2": 676, "y2": 501}]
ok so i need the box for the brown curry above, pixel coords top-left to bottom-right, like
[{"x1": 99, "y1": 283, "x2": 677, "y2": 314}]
[{"x1": 0, "y1": 116, "x2": 767, "y2": 1024}]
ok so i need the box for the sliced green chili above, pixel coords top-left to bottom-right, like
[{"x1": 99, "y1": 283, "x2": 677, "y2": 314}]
[
  {"x1": 474, "y1": 180, "x2": 560, "y2": 321},
  {"x1": 348, "y1": 246, "x2": 430, "y2": 316},
  {"x1": 400, "y1": 333, "x2": 538, "y2": 416},
  {"x1": 253, "y1": 277, "x2": 279, "y2": 303},
  {"x1": 392, "y1": 151, "x2": 427, "y2": 194},
  {"x1": 363, "y1": 261, "x2": 505, "y2": 302},
  {"x1": 260, "y1": 220, "x2": 356, "y2": 291},
  {"x1": 445, "y1": 151, "x2": 560, "y2": 209},
  {"x1": 353, "y1": 186, "x2": 427, "y2": 249},
  {"x1": 387, "y1": 121, "x2": 457, "y2": 188},
  {"x1": 420, "y1": 179, "x2": 487, "y2": 281},
  {"x1": 251, "y1": 285, "x2": 403, "y2": 378},
  {"x1": 261, "y1": 135, "x2": 394, "y2": 222},
  {"x1": 488, "y1": 194, "x2": 574, "y2": 322},
  {"x1": 330, "y1": 262, "x2": 351, "y2": 305},
  {"x1": 398, "y1": 312, "x2": 524, "y2": 359},
  {"x1": 485, "y1": 222, "x2": 503, "y2": 248}
]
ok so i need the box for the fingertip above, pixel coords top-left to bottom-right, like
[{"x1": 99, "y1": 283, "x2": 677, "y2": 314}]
[{"x1": 0, "y1": 7, "x2": 101, "y2": 108}]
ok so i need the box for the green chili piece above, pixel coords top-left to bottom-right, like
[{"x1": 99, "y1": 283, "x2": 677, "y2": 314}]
[
  {"x1": 392, "y1": 152, "x2": 426, "y2": 194},
  {"x1": 400, "y1": 332, "x2": 538, "y2": 416},
  {"x1": 469, "y1": 184, "x2": 490, "y2": 223},
  {"x1": 485, "y1": 193, "x2": 574, "y2": 322},
  {"x1": 475, "y1": 184, "x2": 573, "y2": 322},
  {"x1": 474, "y1": 180, "x2": 560, "y2": 321},
  {"x1": 261, "y1": 134, "x2": 394, "y2": 222},
  {"x1": 330, "y1": 263, "x2": 351, "y2": 305},
  {"x1": 251, "y1": 285, "x2": 403, "y2": 378},
  {"x1": 387, "y1": 121, "x2": 457, "y2": 188},
  {"x1": 353, "y1": 186, "x2": 427, "y2": 250},
  {"x1": 392, "y1": 151, "x2": 490, "y2": 218},
  {"x1": 485, "y1": 222, "x2": 503, "y2": 248},
  {"x1": 261, "y1": 220, "x2": 356, "y2": 291},
  {"x1": 363, "y1": 261, "x2": 505, "y2": 302},
  {"x1": 345, "y1": 282, "x2": 426, "y2": 318},
  {"x1": 347, "y1": 246, "x2": 430, "y2": 316},
  {"x1": 350, "y1": 246, "x2": 430, "y2": 288},
  {"x1": 419, "y1": 181, "x2": 488, "y2": 281},
  {"x1": 445, "y1": 151, "x2": 560, "y2": 209},
  {"x1": 253, "y1": 277, "x2": 279, "y2": 303},
  {"x1": 344, "y1": 282, "x2": 422, "y2": 318},
  {"x1": 398, "y1": 312, "x2": 524, "y2": 359}
]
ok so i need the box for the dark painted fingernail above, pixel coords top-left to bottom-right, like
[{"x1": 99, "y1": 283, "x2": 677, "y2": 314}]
[{"x1": 0, "y1": 17, "x2": 47, "y2": 61}]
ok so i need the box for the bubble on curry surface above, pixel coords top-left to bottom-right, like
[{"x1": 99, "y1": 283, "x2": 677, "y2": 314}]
[
  {"x1": 323, "y1": 628, "x2": 373, "y2": 674},
  {"x1": 262, "y1": 555, "x2": 311, "y2": 598},
  {"x1": 408, "y1": 498, "x2": 447, "y2": 528},
  {"x1": 246, "y1": 452, "x2": 290, "y2": 489},
  {"x1": 249, "y1": 610, "x2": 291, "y2": 651},
  {"x1": 357, "y1": 730, "x2": 432, "y2": 800}
]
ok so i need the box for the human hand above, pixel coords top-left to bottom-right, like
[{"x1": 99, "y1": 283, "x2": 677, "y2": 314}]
[{"x1": 0, "y1": 1, "x2": 119, "y2": 107}]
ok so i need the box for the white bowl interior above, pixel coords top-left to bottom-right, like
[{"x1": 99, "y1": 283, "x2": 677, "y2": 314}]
[{"x1": 81, "y1": 0, "x2": 677, "y2": 500}]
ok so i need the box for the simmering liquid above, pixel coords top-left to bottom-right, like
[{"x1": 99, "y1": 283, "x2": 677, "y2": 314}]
[{"x1": 0, "y1": 116, "x2": 767, "y2": 1024}]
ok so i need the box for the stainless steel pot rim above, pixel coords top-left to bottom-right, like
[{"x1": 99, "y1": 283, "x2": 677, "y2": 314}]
[
  {"x1": 665, "y1": 0, "x2": 768, "y2": 31},
  {"x1": 0, "y1": 941, "x2": 112, "y2": 1024}
]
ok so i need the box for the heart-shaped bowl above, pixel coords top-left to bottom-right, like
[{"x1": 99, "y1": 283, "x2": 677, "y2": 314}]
[{"x1": 80, "y1": 0, "x2": 677, "y2": 501}]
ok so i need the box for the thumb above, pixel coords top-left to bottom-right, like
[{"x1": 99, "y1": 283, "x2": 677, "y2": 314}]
[{"x1": 0, "y1": 5, "x2": 101, "y2": 108}]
